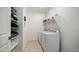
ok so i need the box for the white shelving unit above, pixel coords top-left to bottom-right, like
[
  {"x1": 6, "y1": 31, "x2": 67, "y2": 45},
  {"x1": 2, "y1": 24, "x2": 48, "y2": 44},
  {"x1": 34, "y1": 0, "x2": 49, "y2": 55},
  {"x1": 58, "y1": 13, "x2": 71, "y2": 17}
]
[
  {"x1": 9, "y1": 7, "x2": 19, "y2": 52},
  {"x1": 0, "y1": 7, "x2": 23, "y2": 52},
  {"x1": 0, "y1": 40, "x2": 18, "y2": 52},
  {"x1": 9, "y1": 40, "x2": 18, "y2": 52}
]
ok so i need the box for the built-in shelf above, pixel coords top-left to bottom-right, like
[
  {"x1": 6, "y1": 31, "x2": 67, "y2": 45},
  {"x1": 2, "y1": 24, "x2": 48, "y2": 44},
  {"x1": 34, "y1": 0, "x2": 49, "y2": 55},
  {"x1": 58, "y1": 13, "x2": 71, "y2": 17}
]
[
  {"x1": 9, "y1": 7, "x2": 19, "y2": 52},
  {"x1": 10, "y1": 41, "x2": 18, "y2": 52},
  {"x1": 10, "y1": 7, "x2": 19, "y2": 39},
  {"x1": 0, "y1": 40, "x2": 18, "y2": 52}
]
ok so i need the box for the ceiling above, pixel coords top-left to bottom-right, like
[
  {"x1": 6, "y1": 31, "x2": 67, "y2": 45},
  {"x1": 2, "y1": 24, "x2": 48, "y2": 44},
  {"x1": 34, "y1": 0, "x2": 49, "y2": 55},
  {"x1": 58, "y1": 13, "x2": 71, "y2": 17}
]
[{"x1": 27, "y1": 7, "x2": 52, "y2": 13}]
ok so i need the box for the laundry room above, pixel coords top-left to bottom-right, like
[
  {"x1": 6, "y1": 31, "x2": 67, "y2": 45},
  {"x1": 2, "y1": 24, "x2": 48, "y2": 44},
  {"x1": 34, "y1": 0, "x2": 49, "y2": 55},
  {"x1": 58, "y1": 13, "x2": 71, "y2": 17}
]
[
  {"x1": 23, "y1": 7, "x2": 79, "y2": 52},
  {"x1": 0, "y1": 7, "x2": 79, "y2": 52}
]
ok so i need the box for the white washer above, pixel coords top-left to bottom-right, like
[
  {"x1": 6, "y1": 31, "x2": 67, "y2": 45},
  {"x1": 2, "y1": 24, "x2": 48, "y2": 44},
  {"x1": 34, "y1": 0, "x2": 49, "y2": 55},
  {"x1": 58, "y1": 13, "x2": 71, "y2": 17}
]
[{"x1": 39, "y1": 31, "x2": 59, "y2": 52}]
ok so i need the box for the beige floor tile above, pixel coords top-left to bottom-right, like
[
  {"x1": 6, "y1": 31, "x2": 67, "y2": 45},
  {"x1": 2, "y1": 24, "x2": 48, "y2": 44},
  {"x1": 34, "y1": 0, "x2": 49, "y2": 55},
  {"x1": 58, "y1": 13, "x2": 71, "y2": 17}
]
[{"x1": 24, "y1": 40, "x2": 43, "y2": 52}]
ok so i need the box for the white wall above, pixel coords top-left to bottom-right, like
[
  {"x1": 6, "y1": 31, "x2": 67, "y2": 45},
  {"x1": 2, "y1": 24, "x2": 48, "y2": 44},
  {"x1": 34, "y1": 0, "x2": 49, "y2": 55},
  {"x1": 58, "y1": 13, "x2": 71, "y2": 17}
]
[
  {"x1": 46, "y1": 7, "x2": 79, "y2": 52},
  {"x1": 23, "y1": 9, "x2": 45, "y2": 49},
  {"x1": 0, "y1": 7, "x2": 11, "y2": 36},
  {"x1": 23, "y1": 8, "x2": 28, "y2": 50},
  {"x1": 0, "y1": 7, "x2": 11, "y2": 49}
]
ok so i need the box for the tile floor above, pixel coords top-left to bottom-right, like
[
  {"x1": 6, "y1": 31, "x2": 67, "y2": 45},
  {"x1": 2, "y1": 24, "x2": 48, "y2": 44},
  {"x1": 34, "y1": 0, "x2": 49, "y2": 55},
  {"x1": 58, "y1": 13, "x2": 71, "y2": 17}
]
[{"x1": 24, "y1": 40, "x2": 43, "y2": 52}]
